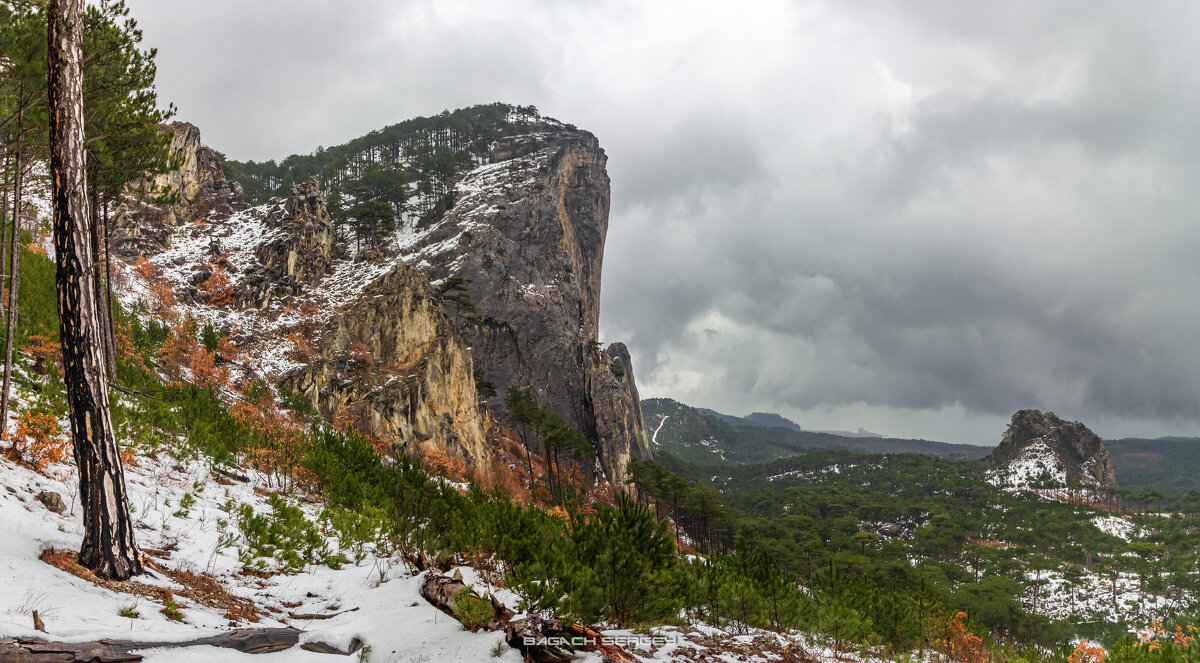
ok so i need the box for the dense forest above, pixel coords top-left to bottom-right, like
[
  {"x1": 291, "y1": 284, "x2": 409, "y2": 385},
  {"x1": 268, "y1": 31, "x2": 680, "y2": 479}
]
[{"x1": 630, "y1": 448, "x2": 1200, "y2": 658}]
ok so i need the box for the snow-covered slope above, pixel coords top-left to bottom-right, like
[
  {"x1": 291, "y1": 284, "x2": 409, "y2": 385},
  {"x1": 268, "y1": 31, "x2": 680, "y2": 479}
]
[
  {"x1": 0, "y1": 445, "x2": 954, "y2": 663},
  {"x1": 0, "y1": 452, "x2": 526, "y2": 662}
]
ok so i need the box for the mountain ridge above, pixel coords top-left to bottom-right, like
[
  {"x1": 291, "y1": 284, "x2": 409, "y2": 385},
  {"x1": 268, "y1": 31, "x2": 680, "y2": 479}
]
[
  {"x1": 119, "y1": 104, "x2": 651, "y2": 491},
  {"x1": 644, "y1": 397, "x2": 991, "y2": 463}
]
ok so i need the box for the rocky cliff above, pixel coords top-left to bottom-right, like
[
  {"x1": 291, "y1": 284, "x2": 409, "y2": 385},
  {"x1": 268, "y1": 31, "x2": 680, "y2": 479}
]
[
  {"x1": 280, "y1": 263, "x2": 489, "y2": 475},
  {"x1": 120, "y1": 109, "x2": 650, "y2": 493},
  {"x1": 121, "y1": 123, "x2": 489, "y2": 475},
  {"x1": 111, "y1": 121, "x2": 243, "y2": 259},
  {"x1": 150, "y1": 121, "x2": 243, "y2": 215},
  {"x1": 991, "y1": 409, "x2": 1118, "y2": 490},
  {"x1": 400, "y1": 127, "x2": 652, "y2": 488},
  {"x1": 242, "y1": 177, "x2": 338, "y2": 306}
]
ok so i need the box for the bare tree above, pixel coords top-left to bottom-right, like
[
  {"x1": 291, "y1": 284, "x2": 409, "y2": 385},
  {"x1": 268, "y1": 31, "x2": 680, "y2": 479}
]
[{"x1": 47, "y1": 0, "x2": 142, "y2": 580}]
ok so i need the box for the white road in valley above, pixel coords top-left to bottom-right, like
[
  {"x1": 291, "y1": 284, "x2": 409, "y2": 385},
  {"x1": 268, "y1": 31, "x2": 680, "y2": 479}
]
[{"x1": 652, "y1": 416, "x2": 669, "y2": 445}]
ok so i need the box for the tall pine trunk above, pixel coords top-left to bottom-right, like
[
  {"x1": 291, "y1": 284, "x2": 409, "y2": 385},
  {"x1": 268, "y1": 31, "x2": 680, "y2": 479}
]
[
  {"x1": 0, "y1": 105, "x2": 23, "y2": 433},
  {"x1": 1, "y1": 149, "x2": 9, "y2": 312},
  {"x1": 0, "y1": 100, "x2": 27, "y2": 432},
  {"x1": 48, "y1": 0, "x2": 143, "y2": 581},
  {"x1": 103, "y1": 199, "x2": 118, "y2": 369},
  {"x1": 87, "y1": 171, "x2": 116, "y2": 376}
]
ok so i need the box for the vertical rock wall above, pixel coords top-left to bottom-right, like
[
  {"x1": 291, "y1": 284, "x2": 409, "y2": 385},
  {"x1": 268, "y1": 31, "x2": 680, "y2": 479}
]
[{"x1": 403, "y1": 128, "x2": 652, "y2": 488}]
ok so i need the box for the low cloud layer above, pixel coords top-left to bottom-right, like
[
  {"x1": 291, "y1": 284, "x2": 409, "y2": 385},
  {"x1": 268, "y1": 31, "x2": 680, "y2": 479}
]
[{"x1": 129, "y1": 0, "x2": 1200, "y2": 443}]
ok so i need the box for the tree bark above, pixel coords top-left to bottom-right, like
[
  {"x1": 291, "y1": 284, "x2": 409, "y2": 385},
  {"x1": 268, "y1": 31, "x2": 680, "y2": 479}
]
[
  {"x1": 103, "y1": 198, "x2": 117, "y2": 370},
  {"x1": 47, "y1": 0, "x2": 142, "y2": 581},
  {"x1": 1, "y1": 148, "x2": 9, "y2": 313}
]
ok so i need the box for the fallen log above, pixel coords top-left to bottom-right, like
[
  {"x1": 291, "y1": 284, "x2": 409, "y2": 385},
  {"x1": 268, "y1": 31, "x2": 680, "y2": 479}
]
[
  {"x1": 419, "y1": 572, "x2": 637, "y2": 663},
  {"x1": 0, "y1": 626, "x2": 362, "y2": 662},
  {"x1": 289, "y1": 606, "x2": 360, "y2": 620},
  {"x1": 403, "y1": 549, "x2": 454, "y2": 573},
  {"x1": 562, "y1": 622, "x2": 640, "y2": 663}
]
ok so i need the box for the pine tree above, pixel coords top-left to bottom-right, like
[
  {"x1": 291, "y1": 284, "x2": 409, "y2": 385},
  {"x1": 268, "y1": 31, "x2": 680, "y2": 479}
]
[
  {"x1": 576, "y1": 492, "x2": 679, "y2": 626},
  {"x1": 0, "y1": 1, "x2": 170, "y2": 431},
  {"x1": 0, "y1": 3, "x2": 48, "y2": 440},
  {"x1": 815, "y1": 601, "x2": 870, "y2": 659},
  {"x1": 505, "y1": 386, "x2": 538, "y2": 490},
  {"x1": 439, "y1": 275, "x2": 476, "y2": 332},
  {"x1": 80, "y1": 0, "x2": 175, "y2": 376},
  {"x1": 48, "y1": 0, "x2": 142, "y2": 580},
  {"x1": 536, "y1": 406, "x2": 591, "y2": 503},
  {"x1": 347, "y1": 199, "x2": 394, "y2": 251}
]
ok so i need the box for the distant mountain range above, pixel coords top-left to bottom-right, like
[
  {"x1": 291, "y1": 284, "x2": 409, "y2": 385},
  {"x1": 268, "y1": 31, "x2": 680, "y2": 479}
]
[
  {"x1": 643, "y1": 398, "x2": 991, "y2": 464},
  {"x1": 644, "y1": 398, "x2": 1200, "y2": 495}
]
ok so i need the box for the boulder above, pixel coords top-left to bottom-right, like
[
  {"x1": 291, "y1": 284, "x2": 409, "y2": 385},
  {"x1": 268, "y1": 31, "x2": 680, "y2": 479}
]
[{"x1": 35, "y1": 491, "x2": 65, "y2": 514}]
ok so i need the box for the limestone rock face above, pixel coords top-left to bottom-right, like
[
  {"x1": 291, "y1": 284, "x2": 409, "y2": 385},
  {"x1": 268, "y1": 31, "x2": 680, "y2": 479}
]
[
  {"x1": 243, "y1": 176, "x2": 337, "y2": 306},
  {"x1": 402, "y1": 128, "x2": 651, "y2": 488},
  {"x1": 992, "y1": 409, "x2": 1118, "y2": 489},
  {"x1": 114, "y1": 112, "x2": 647, "y2": 493},
  {"x1": 151, "y1": 121, "x2": 243, "y2": 211},
  {"x1": 588, "y1": 342, "x2": 653, "y2": 470},
  {"x1": 280, "y1": 263, "x2": 489, "y2": 474},
  {"x1": 111, "y1": 121, "x2": 243, "y2": 259}
]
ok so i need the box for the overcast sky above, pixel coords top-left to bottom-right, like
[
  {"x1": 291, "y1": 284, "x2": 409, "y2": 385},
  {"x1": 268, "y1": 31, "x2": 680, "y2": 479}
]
[{"x1": 126, "y1": 0, "x2": 1200, "y2": 444}]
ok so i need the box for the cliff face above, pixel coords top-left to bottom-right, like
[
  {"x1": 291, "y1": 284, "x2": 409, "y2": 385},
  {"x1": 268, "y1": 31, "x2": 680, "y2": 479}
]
[
  {"x1": 991, "y1": 409, "x2": 1118, "y2": 489},
  {"x1": 121, "y1": 123, "x2": 488, "y2": 474},
  {"x1": 248, "y1": 180, "x2": 486, "y2": 472},
  {"x1": 150, "y1": 121, "x2": 243, "y2": 213},
  {"x1": 588, "y1": 342, "x2": 653, "y2": 467},
  {"x1": 111, "y1": 121, "x2": 243, "y2": 259},
  {"x1": 280, "y1": 263, "x2": 489, "y2": 474},
  {"x1": 119, "y1": 111, "x2": 648, "y2": 492},
  {"x1": 401, "y1": 128, "x2": 651, "y2": 488}
]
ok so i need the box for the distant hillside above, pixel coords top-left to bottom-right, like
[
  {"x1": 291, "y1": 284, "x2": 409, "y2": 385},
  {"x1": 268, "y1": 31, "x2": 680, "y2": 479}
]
[
  {"x1": 742, "y1": 412, "x2": 804, "y2": 431},
  {"x1": 643, "y1": 398, "x2": 991, "y2": 464},
  {"x1": 1107, "y1": 437, "x2": 1200, "y2": 495}
]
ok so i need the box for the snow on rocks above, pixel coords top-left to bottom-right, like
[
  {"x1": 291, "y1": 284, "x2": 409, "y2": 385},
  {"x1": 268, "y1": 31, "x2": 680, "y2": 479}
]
[{"x1": 988, "y1": 437, "x2": 1066, "y2": 491}]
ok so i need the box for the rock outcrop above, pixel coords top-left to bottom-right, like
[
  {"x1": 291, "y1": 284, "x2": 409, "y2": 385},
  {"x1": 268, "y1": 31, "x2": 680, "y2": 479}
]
[
  {"x1": 402, "y1": 127, "x2": 651, "y2": 488},
  {"x1": 243, "y1": 176, "x2": 337, "y2": 306},
  {"x1": 111, "y1": 121, "x2": 243, "y2": 259},
  {"x1": 150, "y1": 121, "x2": 243, "y2": 214},
  {"x1": 587, "y1": 342, "x2": 653, "y2": 466},
  {"x1": 117, "y1": 122, "x2": 488, "y2": 474},
  {"x1": 280, "y1": 262, "x2": 489, "y2": 476},
  {"x1": 991, "y1": 409, "x2": 1118, "y2": 489}
]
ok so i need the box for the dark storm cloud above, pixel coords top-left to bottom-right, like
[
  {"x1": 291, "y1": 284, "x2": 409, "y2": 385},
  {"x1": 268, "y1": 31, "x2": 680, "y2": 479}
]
[{"x1": 126, "y1": 0, "x2": 1200, "y2": 442}]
